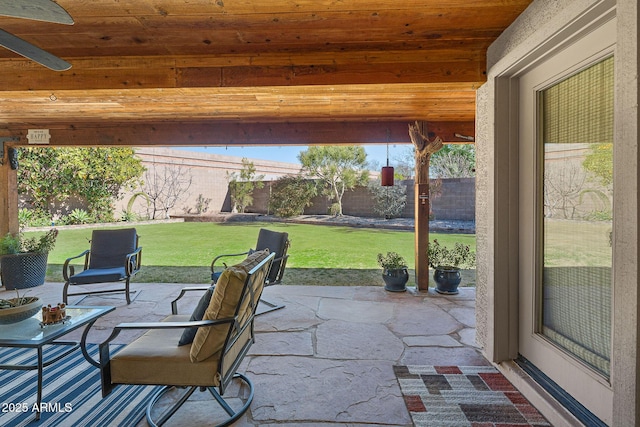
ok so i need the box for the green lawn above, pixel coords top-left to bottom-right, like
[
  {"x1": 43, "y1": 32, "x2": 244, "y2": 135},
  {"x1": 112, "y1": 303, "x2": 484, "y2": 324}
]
[{"x1": 29, "y1": 222, "x2": 476, "y2": 286}]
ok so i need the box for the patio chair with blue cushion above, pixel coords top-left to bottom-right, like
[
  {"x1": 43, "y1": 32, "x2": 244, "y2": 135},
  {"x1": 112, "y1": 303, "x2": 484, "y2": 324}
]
[
  {"x1": 98, "y1": 250, "x2": 274, "y2": 427},
  {"x1": 171, "y1": 228, "x2": 289, "y2": 316},
  {"x1": 62, "y1": 228, "x2": 142, "y2": 304},
  {"x1": 211, "y1": 228, "x2": 289, "y2": 313}
]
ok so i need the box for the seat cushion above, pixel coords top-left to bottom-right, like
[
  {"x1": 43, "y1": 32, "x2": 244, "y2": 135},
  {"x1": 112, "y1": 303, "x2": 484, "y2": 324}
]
[
  {"x1": 190, "y1": 249, "x2": 269, "y2": 363},
  {"x1": 211, "y1": 271, "x2": 221, "y2": 282},
  {"x1": 70, "y1": 267, "x2": 126, "y2": 284},
  {"x1": 178, "y1": 286, "x2": 215, "y2": 346},
  {"x1": 111, "y1": 315, "x2": 220, "y2": 387}
]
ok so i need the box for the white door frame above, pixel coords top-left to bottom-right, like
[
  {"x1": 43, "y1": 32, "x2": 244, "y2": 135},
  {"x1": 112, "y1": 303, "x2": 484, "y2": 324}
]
[
  {"x1": 517, "y1": 17, "x2": 615, "y2": 424},
  {"x1": 489, "y1": 2, "x2": 618, "y2": 424}
]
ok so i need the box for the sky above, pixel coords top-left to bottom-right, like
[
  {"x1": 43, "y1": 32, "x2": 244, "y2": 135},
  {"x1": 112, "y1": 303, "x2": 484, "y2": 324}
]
[{"x1": 171, "y1": 144, "x2": 413, "y2": 169}]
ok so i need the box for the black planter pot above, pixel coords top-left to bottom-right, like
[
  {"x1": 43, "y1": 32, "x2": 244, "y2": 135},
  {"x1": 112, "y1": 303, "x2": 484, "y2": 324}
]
[
  {"x1": 433, "y1": 267, "x2": 462, "y2": 295},
  {"x1": 382, "y1": 268, "x2": 409, "y2": 292},
  {"x1": 0, "y1": 252, "x2": 49, "y2": 290}
]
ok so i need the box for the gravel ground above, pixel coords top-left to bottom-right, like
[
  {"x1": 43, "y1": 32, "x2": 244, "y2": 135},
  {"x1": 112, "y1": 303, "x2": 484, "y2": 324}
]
[
  {"x1": 29, "y1": 214, "x2": 475, "y2": 234},
  {"x1": 273, "y1": 214, "x2": 475, "y2": 233},
  {"x1": 194, "y1": 213, "x2": 476, "y2": 234}
]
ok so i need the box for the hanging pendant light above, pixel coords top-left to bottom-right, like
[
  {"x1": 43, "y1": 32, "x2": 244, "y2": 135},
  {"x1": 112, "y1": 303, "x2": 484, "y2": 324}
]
[{"x1": 381, "y1": 142, "x2": 394, "y2": 186}]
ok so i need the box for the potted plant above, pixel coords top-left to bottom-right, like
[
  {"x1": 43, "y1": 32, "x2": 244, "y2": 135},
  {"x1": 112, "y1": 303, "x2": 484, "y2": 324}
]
[
  {"x1": 0, "y1": 229, "x2": 58, "y2": 290},
  {"x1": 0, "y1": 290, "x2": 41, "y2": 324},
  {"x1": 377, "y1": 251, "x2": 409, "y2": 292},
  {"x1": 427, "y1": 239, "x2": 476, "y2": 295}
]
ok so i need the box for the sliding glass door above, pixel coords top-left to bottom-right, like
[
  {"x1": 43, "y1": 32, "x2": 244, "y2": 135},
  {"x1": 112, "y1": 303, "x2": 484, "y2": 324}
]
[{"x1": 518, "y1": 17, "x2": 615, "y2": 424}]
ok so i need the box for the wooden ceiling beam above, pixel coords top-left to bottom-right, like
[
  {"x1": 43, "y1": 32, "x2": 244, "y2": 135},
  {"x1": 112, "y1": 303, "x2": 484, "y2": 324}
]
[
  {"x1": 0, "y1": 0, "x2": 529, "y2": 148},
  {"x1": 42, "y1": 0, "x2": 527, "y2": 17},
  {"x1": 0, "y1": 84, "x2": 477, "y2": 124},
  {"x1": 3, "y1": 121, "x2": 475, "y2": 147},
  {"x1": 0, "y1": 54, "x2": 486, "y2": 91}
]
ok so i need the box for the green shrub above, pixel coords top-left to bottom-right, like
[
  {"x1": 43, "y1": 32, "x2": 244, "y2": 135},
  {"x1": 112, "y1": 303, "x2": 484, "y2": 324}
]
[
  {"x1": 65, "y1": 208, "x2": 92, "y2": 225},
  {"x1": 227, "y1": 158, "x2": 264, "y2": 213},
  {"x1": 367, "y1": 179, "x2": 407, "y2": 219},
  {"x1": 269, "y1": 176, "x2": 317, "y2": 218},
  {"x1": 18, "y1": 208, "x2": 52, "y2": 228},
  {"x1": 0, "y1": 233, "x2": 21, "y2": 254},
  {"x1": 194, "y1": 194, "x2": 211, "y2": 214},
  {"x1": 377, "y1": 251, "x2": 408, "y2": 270},
  {"x1": 120, "y1": 209, "x2": 140, "y2": 222},
  {"x1": 427, "y1": 239, "x2": 476, "y2": 269},
  {"x1": 0, "y1": 229, "x2": 58, "y2": 254}
]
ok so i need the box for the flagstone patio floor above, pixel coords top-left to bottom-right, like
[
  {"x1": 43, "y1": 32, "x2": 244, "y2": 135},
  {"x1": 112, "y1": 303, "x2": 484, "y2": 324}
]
[{"x1": 1, "y1": 282, "x2": 486, "y2": 426}]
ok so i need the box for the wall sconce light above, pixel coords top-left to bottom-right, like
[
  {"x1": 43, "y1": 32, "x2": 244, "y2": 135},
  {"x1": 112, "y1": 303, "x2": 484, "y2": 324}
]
[{"x1": 8, "y1": 147, "x2": 18, "y2": 170}]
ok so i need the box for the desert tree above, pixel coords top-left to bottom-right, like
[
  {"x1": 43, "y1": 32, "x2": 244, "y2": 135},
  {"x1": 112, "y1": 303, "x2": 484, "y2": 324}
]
[
  {"x1": 298, "y1": 146, "x2": 369, "y2": 216},
  {"x1": 430, "y1": 144, "x2": 476, "y2": 178},
  {"x1": 226, "y1": 158, "x2": 265, "y2": 213},
  {"x1": 140, "y1": 161, "x2": 193, "y2": 219}
]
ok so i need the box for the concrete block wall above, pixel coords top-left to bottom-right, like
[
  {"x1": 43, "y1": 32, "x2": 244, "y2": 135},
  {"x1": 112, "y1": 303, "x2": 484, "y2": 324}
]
[
  {"x1": 249, "y1": 178, "x2": 475, "y2": 220},
  {"x1": 119, "y1": 147, "x2": 475, "y2": 222},
  {"x1": 430, "y1": 178, "x2": 476, "y2": 221}
]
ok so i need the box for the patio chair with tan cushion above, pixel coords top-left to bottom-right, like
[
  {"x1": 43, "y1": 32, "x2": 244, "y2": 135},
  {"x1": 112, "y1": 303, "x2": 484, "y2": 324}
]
[{"x1": 98, "y1": 250, "x2": 274, "y2": 427}]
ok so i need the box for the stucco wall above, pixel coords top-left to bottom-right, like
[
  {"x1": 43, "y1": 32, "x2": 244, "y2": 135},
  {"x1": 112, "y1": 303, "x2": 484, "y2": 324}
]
[{"x1": 477, "y1": 0, "x2": 638, "y2": 425}]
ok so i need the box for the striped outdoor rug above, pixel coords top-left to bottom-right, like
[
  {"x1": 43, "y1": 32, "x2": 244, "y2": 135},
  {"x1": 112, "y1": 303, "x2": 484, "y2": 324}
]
[
  {"x1": 394, "y1": 365, "x2": 551, "y2": 427},
  {"x1": 0, "y1": 344, "x2": 160, "y2": 427}
]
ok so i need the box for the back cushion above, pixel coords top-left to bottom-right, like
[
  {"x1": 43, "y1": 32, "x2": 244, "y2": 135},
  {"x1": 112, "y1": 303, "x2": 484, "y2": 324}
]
[
  {"x1": 89, "y1": 228, "x2": 137, "y2": 269},
  {"x1": 189, "y1": 250, "x2": 269, "y2": 362},
  {"x1": 255, "y1": 229, "x2": 288, "y2": 282},
  {"x1": 178, "y1": 286, "x2": 215, "y2": 346}
]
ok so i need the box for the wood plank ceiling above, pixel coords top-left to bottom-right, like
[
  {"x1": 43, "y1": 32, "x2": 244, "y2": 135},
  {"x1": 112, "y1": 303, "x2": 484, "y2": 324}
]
[{"x1": 0, "y1": 0, "x2": 532, "y2": 147}]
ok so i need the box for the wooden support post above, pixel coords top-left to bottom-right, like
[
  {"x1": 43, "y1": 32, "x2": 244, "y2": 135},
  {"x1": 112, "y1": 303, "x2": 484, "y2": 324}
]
[
  {"x1": 415, "y1": 181, "x2": 430, "y2": 291},
  {"x1": 0, "y1": 137, "x2": 20, "y2": 236},
  {"x1": 409, "y1": 122, "x2": 443, "y2": 292}
]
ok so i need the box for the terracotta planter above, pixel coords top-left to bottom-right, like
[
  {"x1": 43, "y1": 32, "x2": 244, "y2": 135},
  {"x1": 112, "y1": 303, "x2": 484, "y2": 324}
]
[
  {"x1": 382, "y1": 268, "x2": 409, "y2": 292},
  {"x1": 433, "y1": 267, "x2": 462, "y2": 295}
]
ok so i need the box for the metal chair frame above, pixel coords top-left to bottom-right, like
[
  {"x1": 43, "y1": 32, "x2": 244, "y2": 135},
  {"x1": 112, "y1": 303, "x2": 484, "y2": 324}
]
[{"x1": 98, "y1": 253, "x2": 274, "y2": 427}]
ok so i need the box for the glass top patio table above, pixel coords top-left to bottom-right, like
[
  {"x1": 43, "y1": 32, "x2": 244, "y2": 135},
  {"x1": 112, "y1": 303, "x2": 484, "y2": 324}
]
[
  {"x1": 0, "y1": 306, "x2": 115, "y2": 346},
  {"x1": 0, "y1": 305, "x2": 115, "y2": 421}
]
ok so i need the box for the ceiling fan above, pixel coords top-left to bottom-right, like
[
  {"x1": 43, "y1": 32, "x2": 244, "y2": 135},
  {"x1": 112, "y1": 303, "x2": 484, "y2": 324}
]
[{"x1": 0, "y1": 0, "x2": 73, "y2": 71}]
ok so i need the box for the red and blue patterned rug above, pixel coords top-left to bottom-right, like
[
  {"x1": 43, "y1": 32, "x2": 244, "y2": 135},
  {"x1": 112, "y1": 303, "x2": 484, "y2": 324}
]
[{"x1": 394, "y1": 365, "x2": 550, "y2": 427}]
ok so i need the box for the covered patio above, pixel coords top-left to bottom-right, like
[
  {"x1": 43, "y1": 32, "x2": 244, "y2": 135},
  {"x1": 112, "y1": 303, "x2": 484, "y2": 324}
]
[
  {"x1": 1, "y1": 1, "x2": 638, "y2": 425},
  {"x1": 1, "y1": 280, "x2": 483, "y2": 426}
]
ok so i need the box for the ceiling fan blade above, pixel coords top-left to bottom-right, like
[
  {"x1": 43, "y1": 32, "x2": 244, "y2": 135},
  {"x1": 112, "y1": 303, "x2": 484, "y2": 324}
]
[
  {"x1": 0, "y1": 28, "x2": 70, "y2": 71},
  {"x1": 0, "y1": 0, "x2": 73, "y2": 25}
]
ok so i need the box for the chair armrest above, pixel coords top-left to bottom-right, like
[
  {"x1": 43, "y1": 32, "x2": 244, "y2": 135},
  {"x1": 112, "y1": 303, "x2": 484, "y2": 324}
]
[
  {"x1": 125, "y1": 246, "x2": 142, "y2": 276},
  {"x1": 115, "y1": 318, "x2": 235, "y2": 330},
  {"x1": 210, "y1": 251, "x2": 250, "y2": 273},
  {"x1": 171, "y1": 285, "x2": 211, "y2": 314},
  {"x1": 62, "y1": 250, "x2": 90, "y2": 281}
]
